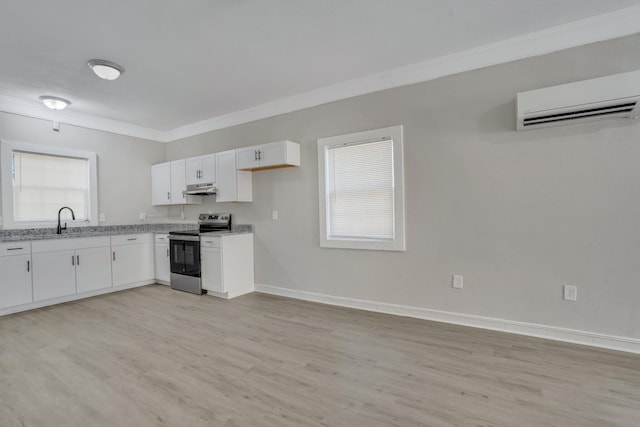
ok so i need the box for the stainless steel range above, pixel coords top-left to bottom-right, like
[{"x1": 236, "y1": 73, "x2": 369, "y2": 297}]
[{"x1": 168, "y1": 213, "x2": 232, "y2": 294}]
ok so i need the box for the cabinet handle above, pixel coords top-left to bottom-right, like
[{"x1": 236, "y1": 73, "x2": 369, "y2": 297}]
[
  {"x1": 72, "y1": 255, "x2": 75, "y2": 266},
  {"x1": 27, "y1": 260, "x2": 30, "y2": 272},
  {"x1": 127, "y1": 238, "x2": 137, "y2": 241},
  {"x1": 7, "y1": 247, "x2": 23, "y2": 251},
  {"x1": 258, "y1": 150, "x2": 262, "y2": 161},
  {"x1": 77, "y1": 255, "x2": 80, "y2": 265},
  {"x1": 254, "y1": 150, "x2": 258, "y2": 161},
  {"x1": 113, "y1": 251, "x2": 116, "y2": 261},
  {"x1": 166, "y1": 248, "x2": 169, "y2": 257},
  {"x1": 167, "y1": 192, "x2": 171, "y2": 200}
]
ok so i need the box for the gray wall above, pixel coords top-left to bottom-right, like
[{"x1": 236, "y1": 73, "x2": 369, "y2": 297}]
[
  {"x1": 0, "y1": 113, "x2": 168, "y2": 225},
  {"x1": 166, "y1": 34, "x2": 640, "y2": 339}
]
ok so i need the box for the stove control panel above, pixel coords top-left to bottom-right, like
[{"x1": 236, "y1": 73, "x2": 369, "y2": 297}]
[{"x1": 198, "y1": 213, "x2": 231, "y2": 225}]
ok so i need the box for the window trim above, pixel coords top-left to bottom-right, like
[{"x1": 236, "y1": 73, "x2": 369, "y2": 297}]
[
  {"x1": 1, "y1": 140, "x2": 98, "y2": 229},
  {"x1": 317, "y1": 125, "x2": 405, "y2": 251}
]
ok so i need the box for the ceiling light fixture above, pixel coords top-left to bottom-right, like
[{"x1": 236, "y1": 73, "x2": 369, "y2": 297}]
[
  {"x1": 88, "y1": 59, "x2": 125, "y2": 80},
  {"x1": 39, "y1": 95, "x2": 71, "y2": 110}
]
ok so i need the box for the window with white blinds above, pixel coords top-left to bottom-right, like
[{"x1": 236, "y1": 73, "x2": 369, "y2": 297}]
[
  {"x1": 326, "y1": 139, "x2": 394, "y2": 240},
  {"x1": 12, "y1": 151, "x2": 90, "y2": 222},
  {"x1": 1, "y1": 141, "x2": 98, "y2": 229},
  {"x1": 318, "y1": 125, "x2": 405, "y2": 251}
]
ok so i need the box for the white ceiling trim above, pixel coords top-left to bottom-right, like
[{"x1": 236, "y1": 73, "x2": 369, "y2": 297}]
[
  {"x1": 167, "y1": 4, "x2": 640, "y2": 142},
  {"x1": 0, "y1": 95, "x2": 166, "y2": 141},
  {"x1": 2, "y1": 4, "x2": 640, "y2": 144}
]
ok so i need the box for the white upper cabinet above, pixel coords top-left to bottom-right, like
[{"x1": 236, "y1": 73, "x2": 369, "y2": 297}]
[
  {"x1": 170, "y1": 160, "x2": 202, "y2": 204},
  {"x1": 151, "y1": 162, "x2": 171, "y2": 205},
  {"x1": 186, "y1": 154, "x2": 216, "y2": 185},
  {"x1": 236, "y1": 140, "x2": 300, "y2": 171},
  {"x1": 151, "y1": 160, "x2": 202, "y2": 206},
  {"x1": 215, "y1": 150, "x2": 252, "y2": 202}
]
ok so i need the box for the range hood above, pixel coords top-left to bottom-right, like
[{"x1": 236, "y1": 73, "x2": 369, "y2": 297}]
[{"x1": 183, "y1": 183, "x2": 216, "y2": 196}]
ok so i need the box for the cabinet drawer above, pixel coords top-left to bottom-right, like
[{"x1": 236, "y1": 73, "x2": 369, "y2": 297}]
[
  {"x1": 0, "y1": 242, "x2": 31, "y2": 257},
  {"x1": 201, "y1": 237, "x2": 222, "y2": 248},
  {"x1": 155, "y1": 234, "x2": 170, "y2": 243},
  {"x1": 32, "y1": 236, "x2": 110, "y2": 253},
  {"x1": 111, "y1": 233, "x2": 153, "y2": 246}
]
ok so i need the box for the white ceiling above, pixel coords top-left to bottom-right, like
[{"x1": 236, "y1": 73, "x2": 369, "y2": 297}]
[{"x1": 1, "y1": 0, "x2": 640, "y2": 142}]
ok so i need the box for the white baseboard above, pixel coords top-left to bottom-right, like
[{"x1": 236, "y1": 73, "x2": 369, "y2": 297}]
[
  {"x1": 0, "y1": 280, "x2": 155, "y2": 317},
  {"x1": 255, "y1": 284, "x2": 640, "y2": 355}
]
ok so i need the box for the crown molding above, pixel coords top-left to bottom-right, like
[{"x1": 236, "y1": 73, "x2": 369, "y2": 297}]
[
  {"x1": 3, "y1": 5, "x2": 640, "y2": 143},
  {"x1": 167, "y1": 5, "x2": 640, "y2": 141},
  {"x1": 0, "y1": 95, "x2": 167, "y2": 142}
]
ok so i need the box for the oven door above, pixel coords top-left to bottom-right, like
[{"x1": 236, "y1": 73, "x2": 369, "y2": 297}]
[{"x1": 169, "y1": 237, "x2": 201, "y2": 277}]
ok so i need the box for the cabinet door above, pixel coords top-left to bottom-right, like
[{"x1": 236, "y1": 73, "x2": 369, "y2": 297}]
[
  {"x1": 170, "y1": 160, "x2": 188, "y2": 204},
  {"x1": 216, "y1": 150, "x2": 252, "y2": 202},
  {"x1": 215, "y1": 150, "x2": 237, "y2": 202},
  {"x1": 257, "y1": 141, "x2": 285, "y2": 168},
  {"x1": 154, "y1": 243, "x2": 170, "y2": 283},
  {"x1": 185, "y1": 157, "x2": 201, "y2": 185},
  {"x1": 32, "y1": 250, "x2": 76, "y2": 301},
  {"x1": 112, "y1": 243, "x2": 154, "y2": 287},
  {"x1": 201, "y1": 247, "x2": 223, "y2": 293},
  {"x1": 0, "y1": 255, "x2": 32, "y2": 309},
  {"x1": 200, "y1": 154, "x2": 216, "y2": 183},
  {"x1": 235, "y1": 146, "x2": 259, "y2": 170},
  {"x1": 76, "y1": 246, "x2": 112, "y2": 293},
  {"x1": 151, "y1": 163, "x2": 171, "y2": 205}
]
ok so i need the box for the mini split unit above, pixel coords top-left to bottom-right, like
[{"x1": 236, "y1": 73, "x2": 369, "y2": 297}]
[{"x1": 516, "y1": 69, "x2": 640, "y2": 130}]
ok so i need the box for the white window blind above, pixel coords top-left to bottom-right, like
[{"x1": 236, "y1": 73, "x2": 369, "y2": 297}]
[
  {"x1": 326, "y1": 139, "x2": 394, "y2": 240},
  {"x1": 318, "y1": 125, "x2": 405, "y2": 251},
  {"x1": 12, "y1": 151, "x2": 90, "y2": 222}
]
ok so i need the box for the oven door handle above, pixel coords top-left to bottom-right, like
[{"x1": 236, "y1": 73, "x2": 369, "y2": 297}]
[{"x1": 168, "y1": 235, "x2": 201, "y2": 242}]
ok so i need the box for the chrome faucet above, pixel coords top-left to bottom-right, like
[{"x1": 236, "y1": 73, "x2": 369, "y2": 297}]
[{"x1": 57, "y1": 207, "x2": 75, "y2": 234}]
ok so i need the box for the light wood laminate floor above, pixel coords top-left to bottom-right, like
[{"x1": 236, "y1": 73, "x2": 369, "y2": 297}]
[{"x1": 0, "y1": 285, "x2": 639, "y2": 426}]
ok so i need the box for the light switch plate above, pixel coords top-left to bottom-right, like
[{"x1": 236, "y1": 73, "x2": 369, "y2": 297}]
[
  {"x1": 564, "y1": 285, "x2": 577, "y2": 301},
  {"x1": 272, "y1": 210, "x2": 279, "y2": 220},
  {"x1": 99, "y1": 213, "x2": 106, "y2": 222},
  {"x1": 452, "y1": 274, "x2": 463, "y2": 289}
]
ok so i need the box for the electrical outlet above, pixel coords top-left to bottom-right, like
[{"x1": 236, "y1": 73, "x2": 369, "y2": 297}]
[
  {"x1": 272, "y1": 210, "x2": 279, "y2": 220},
  {"x1": 139, "y1": 212, "x2": 146, "y2": 221},
  {"x1": 563, "y1": 285, "x2": 577, "y2": 301},
  {"x1": 99, "y1": 213, "x2": 106, "y2": 222},
  {"x1": 452, "y1": 274, "x2": 463, "y2": 289}
]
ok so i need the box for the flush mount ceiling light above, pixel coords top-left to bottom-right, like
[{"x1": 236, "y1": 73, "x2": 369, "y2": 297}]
[
  {"x1": 39, "y1": 95, "x2": 71, "y2": 110},
  {"x1": 87, "y1": 59, "x2": 125, "y2": 80}
]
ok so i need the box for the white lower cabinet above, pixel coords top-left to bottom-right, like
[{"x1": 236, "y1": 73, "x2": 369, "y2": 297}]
[
  {"x1": 32, "y1": 237, "x2": 112, "y2": 302},
  {"x1": 154, "y1": 234, "x2": 170, "y2": 284},
  {"x1": 1, "y1": 233, "x2": 159, "y2": 315},
  {"x1": 32, "y1": 249, "x2": 77, "y2": 301},
  {"x1": 0, "y1": 243, "x2": 32, "y2": 309},
  {"x1": 76, "y1": 246, "x2": 113, "y2": 293},
  {"x1": 201, "y1": 245, "x2": 223, "y2": 293},
  {"x1": 112, "y1": 234, "x2": 154, "y2": 287},
  {"x1": 201, "y1": 233, "x2": 254, "y2": 299}
]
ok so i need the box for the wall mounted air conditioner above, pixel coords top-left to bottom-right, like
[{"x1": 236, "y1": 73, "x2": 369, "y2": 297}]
[{"x1": 516, "y1": 70, "x2": 640, "y2": 130}]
